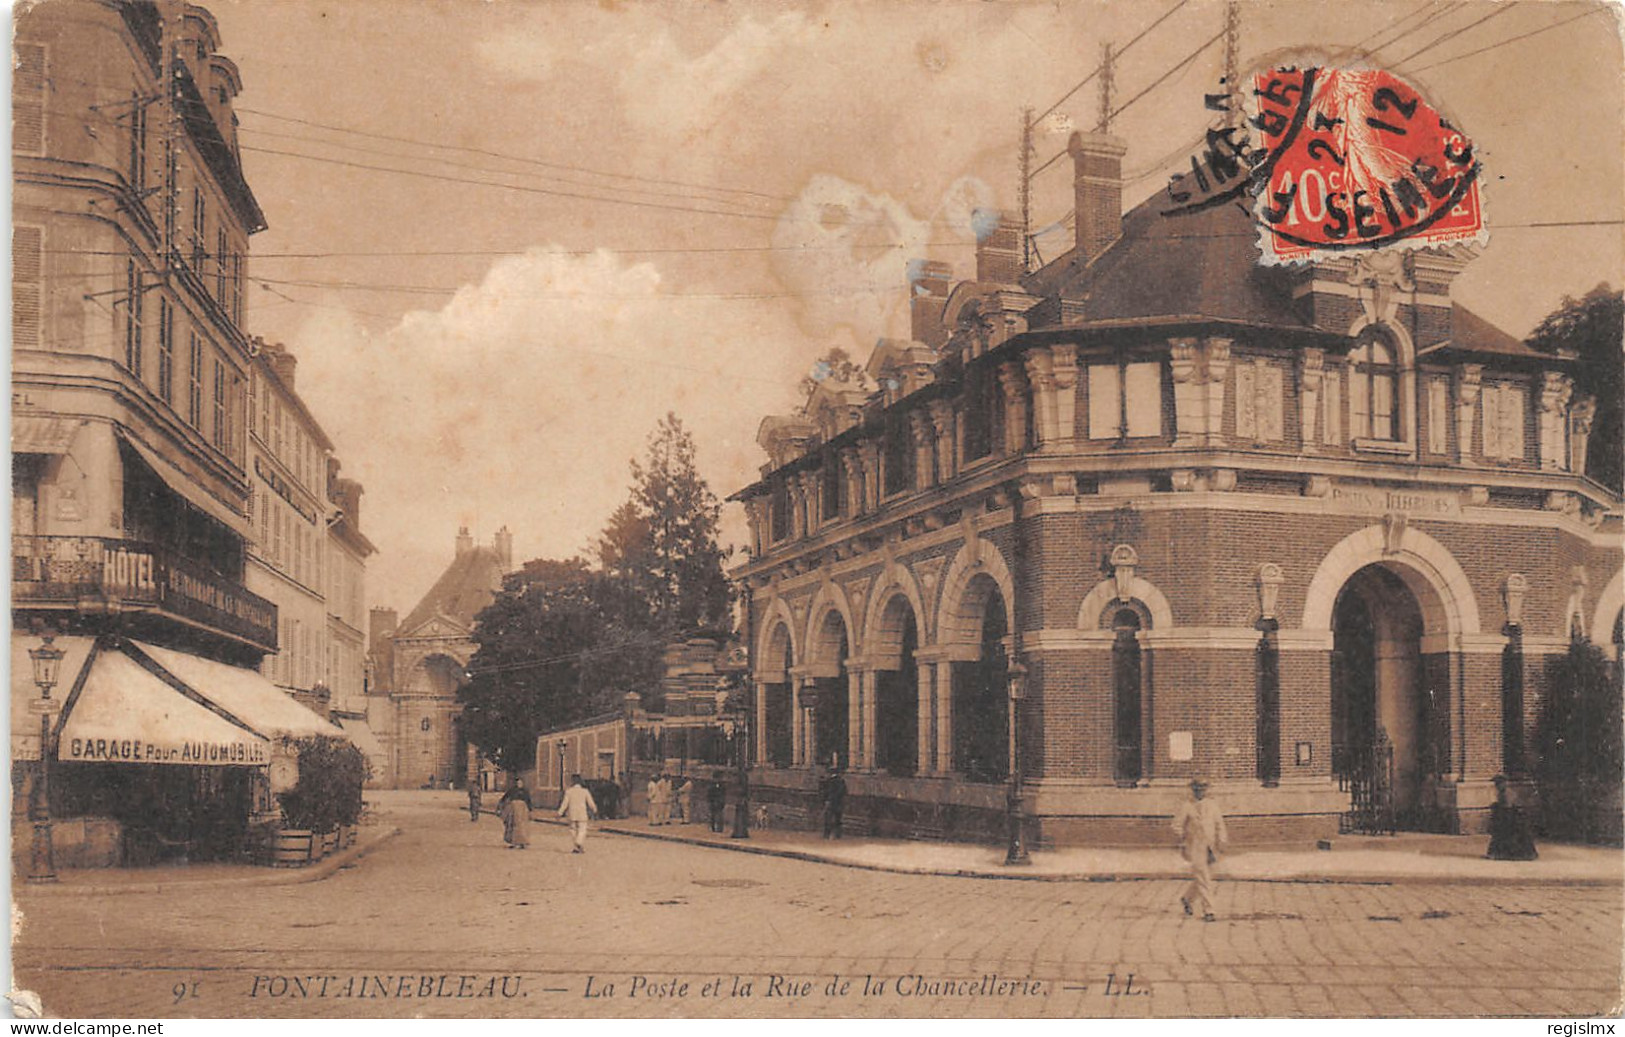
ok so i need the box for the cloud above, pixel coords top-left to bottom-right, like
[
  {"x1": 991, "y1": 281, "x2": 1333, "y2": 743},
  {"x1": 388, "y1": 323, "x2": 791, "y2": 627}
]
[{"x1": 287, "y1": 248, "x2": 820, "y2": 610}]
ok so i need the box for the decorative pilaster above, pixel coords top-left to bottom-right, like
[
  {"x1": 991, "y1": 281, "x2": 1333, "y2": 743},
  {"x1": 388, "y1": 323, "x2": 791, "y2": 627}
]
[
  {"x1": 928, "y1": 399, "x2": 957, "y2": 482},
  {"x1": 840, "y1": 446, "x2": 864, "y2": 517},
  {"x1": 1204, "y1": 337, "x2": 1232, "y2": 445},
  {"x1": 1570, "y1": 395, "x2": 1597, "y2": 477},
  {"x1": 861, "y1": 670, "x2": 879, "y2": 771},
  {"x1": 797, "y1": 471, "x2": 822, "y2": 531},
  {"x1": 916, "y1": 661, "x2": 935, "y2": 775},
  {"x1": 858, "y1": 440, "x2": 882, "y2": 514},
  {"x1": 908, "y1": 409, "x2": 936, "y2": 491},
  {"x1": 1023, "y1": 349, "x2": 1057, "y2": 445},
  {"x1": 1169, "y1": 337, "x2": 1204, "y2": 445},
  {"x1": 787, "y1": 479, "x2": 807, "y2": 540},
  {"x1": 846, "y1": 665, "x2": 863, "y2": 774},
  {"x1": 1538, "y1": 372, "x2": 1575, "y2": 470},
  {"x1": 934, "y1": 660, "x2": 954, "y2": 775},
  {"x1": 1454, "y1": 363, "x2": 1483, "y2": 463},
  {"x1": 998, "y1": 360, "x2": 1028, "y2": 455},
  {"x1": 753, "y1": 681, "x2": 769, "y2": 764},
  {"x1": 744, "y1": 499, "x2": 765, "y2": 556},
  {"x1": 790, "y1": 677, "x2": 805, "y2": 766},
  {"x1": 1298, "y1": 348, "x2": 1324, "y2": 451}
]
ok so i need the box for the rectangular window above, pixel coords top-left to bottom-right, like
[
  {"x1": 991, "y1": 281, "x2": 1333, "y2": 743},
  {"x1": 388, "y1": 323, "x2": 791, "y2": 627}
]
[
  {"x1": 233, "y1": 254, "x2": 245, "y2": 326},
  {"x1": 12, "y1": 225, "x2": 43, "y2": 349},
  {"x1": 216, "y1": 228, "x2": 228, "y2": 303},
  {"x1": 1088, "y1": 362, "x2": 1162, "y2": 439},
  {"x1": 1234, "y1": 359, "x2": 1282, "y2": 442},
  {"x1": 123, "y1": 260, "x2": 144, "y2": 376},
  {"x1": 1483, "y1": 383, "x2": 1527, "y2": 461},
  {"x1": 247, "y1": 372, "x2": 258, "y2": 437},
  {"x1": 962, "y1": 367, "x2": 996, "y2": 462},
  {"x1": 12, "y1": 43, "x2": 46, "y2": 155},
  {"x1": 882, "y1": 410, "x2": 912, "y2": 496},
  {"x1": 157, "y1": 298, "x2": 174, "y2": 402},
  {"x1": 187, "y1": 333, "x2": 203, "y2": 426},
  {"x1": 1123, "y1": 362, "x2": 1163, "y2": 438},
  {"x1": 1087, "y1": 364, "x2": 1120, "y2": 439},
  {"x1": 191, "y1": 188, "x2": 206, "y2": 271},
  {"x1": 127, "y1": 91, "x2": 147, "y2": 194},
  {"x1": 212, "y1": 357, "x2": 228, "y2": 451}
]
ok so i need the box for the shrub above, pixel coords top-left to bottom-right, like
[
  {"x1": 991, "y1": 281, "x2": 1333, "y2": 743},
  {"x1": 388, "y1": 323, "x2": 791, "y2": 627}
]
[{"x1": 276, "y1": 735, "x2": 370, "y2": 833}]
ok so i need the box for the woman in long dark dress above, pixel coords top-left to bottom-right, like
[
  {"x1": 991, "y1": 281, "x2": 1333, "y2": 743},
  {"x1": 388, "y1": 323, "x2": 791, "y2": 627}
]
[{"x1": 498, "y1": 780, "x2": 533, "y2": 849}]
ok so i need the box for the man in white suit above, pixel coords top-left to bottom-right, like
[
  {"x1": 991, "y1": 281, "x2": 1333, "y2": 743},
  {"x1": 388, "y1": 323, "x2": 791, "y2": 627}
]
[{"x1": 558, "y1": 774, "x2": 598, "y2": 854}]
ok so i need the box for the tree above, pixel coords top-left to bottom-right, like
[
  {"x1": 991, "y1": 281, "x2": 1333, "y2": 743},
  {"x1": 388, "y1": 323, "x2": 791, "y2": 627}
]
[
  {"x1": 459, "y1": 562, "x2": 659, "y2": 775},
  {"x1": 1526, "y1": 284, "x2": 1623, "y2": 492},
  {"x1": 798, "y1": 345, "x2": 869, "y2": 400},
  {"x1": 596, "y1": 413, "x2": 732, "y2": 635}
]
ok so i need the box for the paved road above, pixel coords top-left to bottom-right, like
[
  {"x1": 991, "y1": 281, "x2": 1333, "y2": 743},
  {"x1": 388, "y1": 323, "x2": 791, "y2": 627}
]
[{"x1": 12, "y1": 793, "x2": 1623, "y2": 1019}]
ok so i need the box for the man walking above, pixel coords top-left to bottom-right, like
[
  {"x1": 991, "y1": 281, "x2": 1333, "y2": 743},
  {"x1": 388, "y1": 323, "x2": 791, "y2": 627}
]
[
  {"x1": 467, "y1": 781, "x2": 483, "y2": 822},
  {"x1": 707, "y1": 771, "x2": 728, "y2": 833},
  {"x1": 1172, "y1": 779, "x2": 1228, "y2": 921},
  {"x1": 557, "y1": 774, "x2": 598, "y2": 854},
  {"x1": 820, "y1": 764, "x2": 846, "y2": 839}
]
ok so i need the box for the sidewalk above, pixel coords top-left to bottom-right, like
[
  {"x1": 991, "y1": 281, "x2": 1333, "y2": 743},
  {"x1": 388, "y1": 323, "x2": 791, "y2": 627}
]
[
  {"x1": 553, "y1": 814, "x2": 1625, "y2": 886},
  {"x1": 13, "y1": 822, "x2": 401, "y2": 897}
]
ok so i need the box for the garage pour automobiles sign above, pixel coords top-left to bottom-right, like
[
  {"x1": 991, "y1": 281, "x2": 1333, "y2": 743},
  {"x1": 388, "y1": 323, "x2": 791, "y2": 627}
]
[{"x1": 1164, "y1": 66, "x2": 1487, "y2": 264}]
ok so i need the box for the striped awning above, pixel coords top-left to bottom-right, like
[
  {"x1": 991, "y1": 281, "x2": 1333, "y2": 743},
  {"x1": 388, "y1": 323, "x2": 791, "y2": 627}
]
[{"x1": 12, "y1": 415, "x2": 85, "y2": 455}]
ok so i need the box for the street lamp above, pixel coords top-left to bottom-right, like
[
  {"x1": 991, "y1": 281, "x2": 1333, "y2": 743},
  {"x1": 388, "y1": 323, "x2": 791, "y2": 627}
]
[
  {"x1": 556, "y1": 739, "x2": 567, "y2": 805},
  {"x1": 1003, "y1": 659, "x2": 1030, "y2": 866},
  {"x1": 728, "y1": 688, "x2": 750, "y2": 840},
  {"x1": 28, "y1": 634, "x2": 66, "y2": 883}
]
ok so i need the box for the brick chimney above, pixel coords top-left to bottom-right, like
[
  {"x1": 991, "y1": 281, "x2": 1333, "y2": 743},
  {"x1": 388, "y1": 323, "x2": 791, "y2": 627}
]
[
  {"x1": 1069, "y1": 131, "x2": 1128, "y2": 263},
  {"x1": 266, "y1": 343, "x2": 298, "y2": 390},
  {"x1": 974, "y1": 210, "x2": 1024, "y2": 284},
  {"x1": 369, "y1": 607, "x2": 397, "y2": 651},
  {"x1": 907, "y1": 259, "x2": 953, "y2": 348},
  {"x1": 455, "y1": 525, "x2": 473, "y2": 556},
  {"x1": 492, "y1": 526, "x2": 513, "y2": 571}
]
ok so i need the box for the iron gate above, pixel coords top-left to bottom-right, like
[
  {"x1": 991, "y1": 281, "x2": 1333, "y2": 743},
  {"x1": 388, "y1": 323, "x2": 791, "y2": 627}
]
[{"x1": 1339, "y1": 728, "x2": 1396, "y2": 836}]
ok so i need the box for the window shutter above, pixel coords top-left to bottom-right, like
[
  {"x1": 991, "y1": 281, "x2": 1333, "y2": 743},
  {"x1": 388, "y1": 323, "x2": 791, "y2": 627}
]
[
  {"x1": 1123, "y1": 362, "x2": 1163, "y2": 438},
  {"x1": 1482, "y1": 385, "x2": 1502, "y2": 458},
  {"x1": 13, "y1": 43, "x2": 46, "y2": 155},
  {"x1": 12, "y1": 226, "x2": 43, "y2": 348},
  {"x1": 1234, "y1": 362, "x2": 1257, "y2": 439}
]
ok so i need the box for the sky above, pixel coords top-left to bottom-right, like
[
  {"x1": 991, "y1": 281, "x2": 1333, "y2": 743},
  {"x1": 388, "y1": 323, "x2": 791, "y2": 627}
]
[{"x1": 199, "y1": 0, "x2": 1625, "y2": 616}]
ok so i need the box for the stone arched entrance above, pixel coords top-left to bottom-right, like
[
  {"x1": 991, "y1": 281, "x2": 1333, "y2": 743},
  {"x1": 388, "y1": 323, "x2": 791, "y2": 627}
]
[
  {"x1": 401, "y1": 653, "x2": 468, "y2": 789},
  {"x1": 871, "y1": 594, "x2": 920, "y2": 777},
  {"x1": 1330, "y1": 564, "x2": 1447, "y2": 829},
  {"x1": 951, "y1": 574, "x2": 1009, "y2": 782},
  {"x1": 758, "y1": 621, "x2": 795, "y2": 768},
  {"x1": 806, "y1": 609, "x2": 852, "y2": 770}
]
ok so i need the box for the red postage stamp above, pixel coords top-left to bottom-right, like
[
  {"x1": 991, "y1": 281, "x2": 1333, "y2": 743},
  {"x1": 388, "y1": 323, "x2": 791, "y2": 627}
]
[{"x1": 1250, "y1": 67, "x2": 1487, "y2": 263}]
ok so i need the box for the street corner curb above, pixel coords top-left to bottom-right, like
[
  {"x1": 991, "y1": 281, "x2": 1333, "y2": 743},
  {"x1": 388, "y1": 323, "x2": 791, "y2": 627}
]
[
  {"x1": 12, "y1": 825, "x2": 405, "y2": 898},
  {"x1": 587, "y1": 822, "x2": 1625, "y2": 886}
]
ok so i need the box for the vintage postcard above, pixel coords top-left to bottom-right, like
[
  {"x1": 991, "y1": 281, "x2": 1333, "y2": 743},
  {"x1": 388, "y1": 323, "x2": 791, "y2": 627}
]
[{"x1": 9, "y1": 0, "x2": 1624, "y2": 1022}]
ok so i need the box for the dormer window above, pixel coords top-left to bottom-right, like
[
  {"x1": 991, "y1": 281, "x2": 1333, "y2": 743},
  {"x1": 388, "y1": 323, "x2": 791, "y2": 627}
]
[{"x1": 1349, "y1": 330, "x2": 1399, "y2": 441}]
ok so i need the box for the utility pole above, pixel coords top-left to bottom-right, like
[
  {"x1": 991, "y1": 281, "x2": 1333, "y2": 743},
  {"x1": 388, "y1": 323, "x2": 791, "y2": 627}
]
[
  {"x1": 1019, "y1": 107, "x2": 1034, "y2": 274},
  {"x1": 1097, "y1": 42, "x2": 1115, "y2": 133}
]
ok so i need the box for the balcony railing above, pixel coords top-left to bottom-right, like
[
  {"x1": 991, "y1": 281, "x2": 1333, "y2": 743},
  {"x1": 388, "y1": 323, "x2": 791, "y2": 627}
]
[{"x1": 13, "y1": 534, "x2": 277, "y2": 652}]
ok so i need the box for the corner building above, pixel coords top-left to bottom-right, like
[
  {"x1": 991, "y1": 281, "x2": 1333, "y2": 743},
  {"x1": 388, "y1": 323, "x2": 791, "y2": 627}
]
[{"x1": 730, "y1": 131, "x2": 1623, "y2": 847}]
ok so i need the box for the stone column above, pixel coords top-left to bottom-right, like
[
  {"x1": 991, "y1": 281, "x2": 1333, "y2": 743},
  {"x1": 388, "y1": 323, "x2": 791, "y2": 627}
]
[
  {"x1": 916, "y1": 660, "x2": 935, "y2": 775},
  {"x1": 840, "y1": 446, "x2": 863, "y2": 518},
  {"x1": 753, "y1": 681, "x2": 769, "y2": 765},
  {"x1": 790, "y1": 676, "x2": 805, "y2": 767},
  {"x1": 1570, "y1": 395, "x2": 1597, "y2": 477},
  {"x1": 744, "y1": 499, "x2": 765, "y2": 556},
  {"x1": 1454, "y1": 363, "x2": 1483, "y2": 464},
  {"x1": 787, "y1": 480, "x2": 807, "y2": 540},
  {"x1": 846, "y1": 664, "x2": 863, "y2": 775},
  {"x1": 934, "y1": 660, "x2": 954, "y2": 775},
  {"x1": 858, "y1": 441, "x2": 882, "y2": 514},
  {"x1": 998, "y1": 361, "x2": 1028, "y2": 454},
  {"x1": 862, "y1": 670, "x2": 879, "y2": 771}
]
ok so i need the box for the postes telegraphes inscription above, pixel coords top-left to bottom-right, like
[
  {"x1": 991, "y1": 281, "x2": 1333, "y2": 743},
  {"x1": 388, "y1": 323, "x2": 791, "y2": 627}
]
[{"x1": 1162, "y1": 66, "x2": 1487, "y2": 264}]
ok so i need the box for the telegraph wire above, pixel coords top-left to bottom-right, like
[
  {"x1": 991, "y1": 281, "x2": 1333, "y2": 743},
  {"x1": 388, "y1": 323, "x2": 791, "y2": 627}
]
[
  {"x1": 1033, "y1": 0, "x2": 1192, "y2": 127},
  {"x1": 1105, "y1": 28, "x2": 1226, "y2": 126},
  {"x1": 236, "y1": 106, "x2": 792, "y2": 204},
  {"x1": 1355, "y1": 1, "x2": 1465, "y2": 55},
  {"x1": 1389, "y1": 2, "x2": 1516, "y2": 67},
  {"x1": 1409, "y1": 6, "x2": 1608, "y2": 72}
]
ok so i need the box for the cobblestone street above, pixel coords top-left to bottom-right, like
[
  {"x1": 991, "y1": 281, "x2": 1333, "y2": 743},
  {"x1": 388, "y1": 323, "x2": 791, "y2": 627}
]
[{"x1": 12, "y1": 793, "x2": 1623, "y2": 1019}]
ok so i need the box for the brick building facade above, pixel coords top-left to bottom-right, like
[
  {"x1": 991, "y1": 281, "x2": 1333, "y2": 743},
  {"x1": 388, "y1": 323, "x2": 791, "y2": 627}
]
[{"x1": 729, "y1": 131, "x2": 1622, "y2": 848}]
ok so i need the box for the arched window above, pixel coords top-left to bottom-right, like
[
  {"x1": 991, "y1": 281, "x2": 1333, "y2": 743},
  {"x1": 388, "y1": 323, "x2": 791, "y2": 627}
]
[
  {"x1": 420, "y1": 717, "x2": 432, "y2": 732},
  {"x1": 1112, "y1": 608, "x2": 1144, "y2": 784},
  {"x1": 1349, "y1": 330, "x2": 1400, "y2": 441}
]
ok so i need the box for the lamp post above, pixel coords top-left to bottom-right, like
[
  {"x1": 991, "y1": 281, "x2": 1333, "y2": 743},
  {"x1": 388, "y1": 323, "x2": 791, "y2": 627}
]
[
  {"x1": 28, "y1": 635, "x2": 66, "y2": 883},
  {"x1": 1003, "y1": 659, "x2": 1030, "y2": 866},
  {"x1": 730, "y1": 689, "x2": 750, "y2": 840},
  {"x1": 556, "y1": 738, "x2": 567, "y2": 806}
]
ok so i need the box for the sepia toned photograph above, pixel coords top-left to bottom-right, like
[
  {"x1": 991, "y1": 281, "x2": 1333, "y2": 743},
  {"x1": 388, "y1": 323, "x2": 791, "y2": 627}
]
[{"x1": 8, "y1": 0, "x2": 1624, "y2": 1021}]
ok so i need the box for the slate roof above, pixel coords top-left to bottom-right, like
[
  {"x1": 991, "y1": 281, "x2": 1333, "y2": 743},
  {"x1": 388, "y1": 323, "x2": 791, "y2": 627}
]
[
  {"x1": 397, "y1": 546, "x2": 505, "y2": 638},
  {"x1": 1027, "y1": 191, "x2": 1307, "y2": 330}
]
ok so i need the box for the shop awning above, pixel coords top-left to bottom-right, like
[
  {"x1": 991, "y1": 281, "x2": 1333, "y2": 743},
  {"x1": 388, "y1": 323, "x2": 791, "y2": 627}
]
[
  {"x1": 10, "y1": 635, "x2": 268, "y2": 766},
  {"x1": 12, "y1": 415, "x2": 86, "y2": 454},
  {"x1": 132, "y1": 640, "x2": 344, "y2": 740},
  {"x1": 116, "y1": 428, "x2": 250, "y2": 536},
  {"x1": 334, "y1": 716, "x2": 386, "y2": 770}
]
